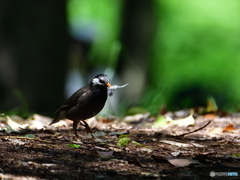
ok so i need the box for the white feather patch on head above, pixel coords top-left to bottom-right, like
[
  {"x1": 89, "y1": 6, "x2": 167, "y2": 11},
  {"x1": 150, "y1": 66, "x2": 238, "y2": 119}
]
[{"x1": 92, "y1": 78, "x2": 101, "y2": 85}]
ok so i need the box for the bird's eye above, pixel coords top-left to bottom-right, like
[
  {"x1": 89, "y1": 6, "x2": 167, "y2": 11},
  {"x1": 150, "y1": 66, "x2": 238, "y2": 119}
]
[{"x1": 99, "y1": 79, "x2": 105, "y2": 84}]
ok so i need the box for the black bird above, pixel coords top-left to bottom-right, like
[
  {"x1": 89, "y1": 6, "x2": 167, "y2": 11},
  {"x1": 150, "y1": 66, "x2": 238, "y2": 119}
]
[{"x1": 49, "y1": 74, "x2": 112, "y2": 138}]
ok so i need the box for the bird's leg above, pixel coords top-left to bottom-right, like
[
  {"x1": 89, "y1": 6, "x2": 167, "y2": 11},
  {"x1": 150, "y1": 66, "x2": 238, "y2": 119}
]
[
  {"x1": 73, "y1": 119, "x2": 80, "y2": 138},
  {"x1": 81, "y1": 120, "x2": 95, "y2": 139},
  {"x1": 79, "y1": 121, "x2": 85, "y2": 127}
]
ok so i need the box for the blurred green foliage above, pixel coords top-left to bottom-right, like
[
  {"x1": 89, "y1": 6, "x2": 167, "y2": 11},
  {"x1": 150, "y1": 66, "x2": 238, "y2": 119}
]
[
  {"x1": 67, "y1": 0, "x2": 122, "y2": 67},
  {"x1": 146, "y1": 0, "x2": 240, "y2": 113},
  {"x1": 68, "y1": 0, "x2": 240, "y2": 115}
]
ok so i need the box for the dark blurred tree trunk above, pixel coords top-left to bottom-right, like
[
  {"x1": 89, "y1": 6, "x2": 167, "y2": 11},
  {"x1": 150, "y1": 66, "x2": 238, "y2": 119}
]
[
  {"x1": 0, "y1": 0, "x2": 68, "y2": 116},
  {"x1": 118, "y1": 0, "x2": 155, "y2": 103}
]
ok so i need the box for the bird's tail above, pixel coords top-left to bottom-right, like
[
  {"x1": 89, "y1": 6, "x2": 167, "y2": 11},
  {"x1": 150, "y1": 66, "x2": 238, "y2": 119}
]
[{"x1": 49, "y1": 111, "x2": 66, "y2": 125}]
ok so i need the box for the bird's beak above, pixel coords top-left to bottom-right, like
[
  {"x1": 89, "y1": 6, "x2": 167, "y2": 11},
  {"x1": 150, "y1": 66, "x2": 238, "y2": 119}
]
[{"x1": 105, "y1": 82, "x2": 112, "y2": 87}]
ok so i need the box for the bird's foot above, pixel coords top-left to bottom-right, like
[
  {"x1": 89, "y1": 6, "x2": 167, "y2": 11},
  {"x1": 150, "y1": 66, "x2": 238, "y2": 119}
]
[{"x1": 81, "y1": 120, "x2": 95, "y2": 139}]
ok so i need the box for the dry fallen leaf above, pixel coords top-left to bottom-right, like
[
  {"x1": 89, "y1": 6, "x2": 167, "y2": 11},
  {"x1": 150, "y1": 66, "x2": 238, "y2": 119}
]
[
  {"x1": 96, "y1": 150, "x2": 114, "y2": 157},
  {"x1": 160, "y1": 140, "x2": 205, "y2": 147},
  {"x1": 171, "y1": 151, "x2": 181, "y2": 157},
  {"x1": 203, "y1": 114, "x2": 216, "y2": 120},
  {"x1": 6, "y1": 116, "x2": 28, "y2": 130},
  {"x1": 167, "y1": 110, "x2": 195, "y2": 127},
  {"x1": 140, "y1": 147, "x2": 153, "y2": 153},
  {"x1": 89, "y1": 131, "x2": 106, "y2": 138},
  {"x1": 167, "y1": 158, "x2": 201, "y2": 167},
  {"x1": 222, "y1": 123, "x2": 236, "y2": 132},
  {"x1": 8, "y1": 139, "x2": 25, "y2": 145},
  {"x1": 123, "y1": 113, "x2": 150, "y2": 123}
]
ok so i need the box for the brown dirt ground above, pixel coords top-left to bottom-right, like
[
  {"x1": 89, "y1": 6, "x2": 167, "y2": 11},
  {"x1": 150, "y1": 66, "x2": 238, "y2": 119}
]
[{"x1": 0, "y1": 112, "x2": 240, "y2": 180}]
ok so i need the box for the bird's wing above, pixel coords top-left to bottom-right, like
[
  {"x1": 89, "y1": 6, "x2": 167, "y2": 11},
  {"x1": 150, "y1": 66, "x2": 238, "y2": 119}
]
[
  {"x1": 50, "y1": 85, "x2": 91, "y2": 125},
  {"x1": 55, "y1": 86, "x2": 90, "y2": 113},
  {"x1": 54, "y1": 104, "x2": 70, "y2": 113},
  {"x1": 76, "y1": 91, "x2": 92, "y2": 107}
]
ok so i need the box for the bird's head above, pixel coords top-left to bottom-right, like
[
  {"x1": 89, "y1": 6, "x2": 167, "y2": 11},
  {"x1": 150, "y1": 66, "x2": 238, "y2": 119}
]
[{"x1": 91, "y1": 74, "x2": 112, "y2": 88}]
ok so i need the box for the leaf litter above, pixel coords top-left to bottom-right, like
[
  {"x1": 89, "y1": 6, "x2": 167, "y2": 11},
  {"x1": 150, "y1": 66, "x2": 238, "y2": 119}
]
[{"x1": 0, "y1": 105, "x2": 240, "y2": 179}]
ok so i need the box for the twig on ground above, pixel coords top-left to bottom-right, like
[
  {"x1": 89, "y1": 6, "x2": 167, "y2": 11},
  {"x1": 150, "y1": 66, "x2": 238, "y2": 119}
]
[
  {"x1": 7, "y1": 136, "x2": 52, "y2": 143},
  {"x1": 177, "y1": 121, "x2": 211, "y2": 137}
]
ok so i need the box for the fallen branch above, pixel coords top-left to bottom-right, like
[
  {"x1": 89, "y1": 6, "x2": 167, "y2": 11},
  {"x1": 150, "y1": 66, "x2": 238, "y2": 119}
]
[
  {"x1": 7, "y1": 136, "x2": 52, "y2": 143},
  {"x1": 177, "y1": 121, "x2": 211, "y2": 137}
]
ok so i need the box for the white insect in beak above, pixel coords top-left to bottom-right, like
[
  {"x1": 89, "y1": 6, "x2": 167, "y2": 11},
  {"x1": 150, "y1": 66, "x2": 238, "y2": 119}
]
[{"x1": 108, "y1": 83, "x2": 129, "y2": 96}]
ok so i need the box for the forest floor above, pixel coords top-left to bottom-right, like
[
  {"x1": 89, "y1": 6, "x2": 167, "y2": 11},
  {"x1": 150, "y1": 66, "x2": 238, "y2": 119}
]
[{"x1": 0, "y1": 109, "x2": 240, "y2": 180}]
